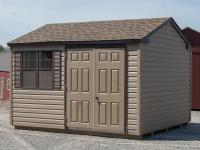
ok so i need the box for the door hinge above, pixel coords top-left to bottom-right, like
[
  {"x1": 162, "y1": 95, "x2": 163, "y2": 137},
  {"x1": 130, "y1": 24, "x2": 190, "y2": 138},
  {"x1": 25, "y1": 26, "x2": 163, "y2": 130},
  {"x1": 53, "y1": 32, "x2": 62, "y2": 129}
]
[{"x1": 64, "y1": 85, "x2": 67, "y2": 91}]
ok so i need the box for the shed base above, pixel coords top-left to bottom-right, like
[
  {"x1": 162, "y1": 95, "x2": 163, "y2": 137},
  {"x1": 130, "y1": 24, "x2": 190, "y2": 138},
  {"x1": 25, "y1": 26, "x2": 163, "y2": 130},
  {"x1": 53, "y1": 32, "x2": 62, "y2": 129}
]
[
  {"x1": 142, "y1": 122, "x2": 189, "y2": 138},
  {"x1": 14, "y1": 122, "x2": 189, "y2": 139},
  {"x1": 14, "y1": 125, "x2": 142, "y2": 139}
]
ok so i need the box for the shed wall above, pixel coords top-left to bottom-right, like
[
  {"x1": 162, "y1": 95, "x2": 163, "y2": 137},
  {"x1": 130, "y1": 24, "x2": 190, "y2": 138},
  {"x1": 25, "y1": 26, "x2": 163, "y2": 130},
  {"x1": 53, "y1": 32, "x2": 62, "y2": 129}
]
[
  {"x1": 11, "y1": 45, "x2": 65, "y2": 129},
  {"x1": 140, "y1": 22, "x2": 191, "y2": 134},
  {"x1": 126, "y1": 44, "x2": 140, "y2": 135}
]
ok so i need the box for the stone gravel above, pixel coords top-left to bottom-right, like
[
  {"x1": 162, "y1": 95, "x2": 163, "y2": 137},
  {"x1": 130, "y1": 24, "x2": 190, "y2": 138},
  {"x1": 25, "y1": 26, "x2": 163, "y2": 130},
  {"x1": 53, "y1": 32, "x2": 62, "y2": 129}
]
[{"x1": 0, "y1": 101, "x2": 200, "y2": 150}]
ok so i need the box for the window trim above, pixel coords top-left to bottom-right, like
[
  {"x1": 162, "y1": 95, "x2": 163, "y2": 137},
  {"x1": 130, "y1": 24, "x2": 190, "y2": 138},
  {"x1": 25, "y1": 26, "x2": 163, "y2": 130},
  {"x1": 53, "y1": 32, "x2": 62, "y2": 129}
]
[{"x1": 22, "y1": 51, "x2": 54, "y2": 90}]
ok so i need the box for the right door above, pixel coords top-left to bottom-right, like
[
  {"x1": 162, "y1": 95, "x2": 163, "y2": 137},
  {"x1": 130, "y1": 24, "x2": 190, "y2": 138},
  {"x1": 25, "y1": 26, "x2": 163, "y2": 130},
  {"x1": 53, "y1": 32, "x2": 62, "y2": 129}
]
[{"x1": 94, "y1": 49, "x2": 124, "y2": 133}]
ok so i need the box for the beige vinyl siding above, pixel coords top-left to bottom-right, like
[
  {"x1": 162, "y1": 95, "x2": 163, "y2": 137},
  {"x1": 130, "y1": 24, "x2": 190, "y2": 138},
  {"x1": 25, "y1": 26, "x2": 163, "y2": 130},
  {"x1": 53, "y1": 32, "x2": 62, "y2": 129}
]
[
  {"x1": 12, "y1": 90, "x2": 65, "y2": 129},
  {"x1": 140, "y1": 22, "x2": 191, "y2": 134},
  {"x1": 126, "y1": 44, "x2": 140, "y2": 135},
  {"x1": 11, "y1": 48, "x2": 65, "y2": 130}
]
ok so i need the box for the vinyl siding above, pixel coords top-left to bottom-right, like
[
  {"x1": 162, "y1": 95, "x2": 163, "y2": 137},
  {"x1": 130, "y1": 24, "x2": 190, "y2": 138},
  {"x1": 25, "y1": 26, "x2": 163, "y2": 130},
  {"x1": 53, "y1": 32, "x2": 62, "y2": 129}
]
[
  {"x1": 11, "y1": 48, "x2": 65, "y2": 130},
  {"x1": 140, "y1": 22, "x2": 191, "y2": 134},
  {"x1": 126, "y1": 44, "x2": 140, "y2": 135}
]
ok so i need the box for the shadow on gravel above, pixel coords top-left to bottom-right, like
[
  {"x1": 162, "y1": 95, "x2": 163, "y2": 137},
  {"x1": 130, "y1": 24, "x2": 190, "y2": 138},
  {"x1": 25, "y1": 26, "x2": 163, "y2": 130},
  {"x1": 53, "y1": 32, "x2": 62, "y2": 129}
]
[{"x1": 144, "y1": 123, "x2": 200, "y2": 141}]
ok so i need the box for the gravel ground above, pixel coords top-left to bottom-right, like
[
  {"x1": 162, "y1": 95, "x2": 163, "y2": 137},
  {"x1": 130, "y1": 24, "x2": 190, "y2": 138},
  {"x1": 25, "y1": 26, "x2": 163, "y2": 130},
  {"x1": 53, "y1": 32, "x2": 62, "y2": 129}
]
[{"x1": 0, "y1": 101, "x2": 200, "y2": 150}]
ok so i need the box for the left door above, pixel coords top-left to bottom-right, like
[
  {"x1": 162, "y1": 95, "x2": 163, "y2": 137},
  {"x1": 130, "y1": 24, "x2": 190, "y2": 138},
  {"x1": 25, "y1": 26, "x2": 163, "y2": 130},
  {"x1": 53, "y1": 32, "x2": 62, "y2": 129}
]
[{"x1": 66, "y1": 49, "x2": 94, "y2": 129}]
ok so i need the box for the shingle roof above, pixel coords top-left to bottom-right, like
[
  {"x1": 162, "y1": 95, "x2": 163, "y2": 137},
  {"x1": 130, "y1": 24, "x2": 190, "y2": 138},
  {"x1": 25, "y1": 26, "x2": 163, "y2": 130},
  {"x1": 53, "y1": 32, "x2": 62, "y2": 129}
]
[{"x1": 8, "y1": 17, "x2": 170, "y2": 45}]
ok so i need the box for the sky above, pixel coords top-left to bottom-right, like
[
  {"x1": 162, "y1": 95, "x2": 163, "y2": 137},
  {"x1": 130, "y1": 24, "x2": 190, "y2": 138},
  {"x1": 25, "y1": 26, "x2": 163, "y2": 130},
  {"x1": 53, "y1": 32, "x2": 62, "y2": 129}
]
[{"x1": 0, "y1": 0, "x2": 200, "y2": 46}]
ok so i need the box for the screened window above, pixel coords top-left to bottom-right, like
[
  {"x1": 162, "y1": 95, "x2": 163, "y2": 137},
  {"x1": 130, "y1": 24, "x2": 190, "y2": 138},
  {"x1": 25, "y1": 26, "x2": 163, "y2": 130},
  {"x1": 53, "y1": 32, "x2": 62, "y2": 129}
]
[
  {"x1": 22, "y1": 51, "x2": 53, "y2": 89},
  {"x1": 39, "y1": 51, "x2": 52, "y2": 69}
]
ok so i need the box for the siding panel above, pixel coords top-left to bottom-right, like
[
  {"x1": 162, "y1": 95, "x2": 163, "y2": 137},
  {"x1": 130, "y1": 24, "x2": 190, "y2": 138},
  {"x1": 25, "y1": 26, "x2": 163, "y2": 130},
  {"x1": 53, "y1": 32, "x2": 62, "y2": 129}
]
[
  {"x1": 140, "y1": 22, "x2": 191, "y2": 134},
  {"x1": 12, "y1": 90, "x2": 65, "y2": 129},
  {"x1": 126, "y1": 44, "x2": 140, "y2": 135}
]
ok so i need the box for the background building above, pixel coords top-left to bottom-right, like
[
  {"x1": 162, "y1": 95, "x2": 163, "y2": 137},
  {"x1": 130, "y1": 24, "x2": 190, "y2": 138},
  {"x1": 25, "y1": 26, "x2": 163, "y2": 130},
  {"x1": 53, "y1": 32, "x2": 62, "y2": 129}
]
[
  {"x1": 0, "y1": 48, "x2": 10, "y2": 100},
  {"x1": 183, "y1": 27, "x2": 200, "y2": 110}
]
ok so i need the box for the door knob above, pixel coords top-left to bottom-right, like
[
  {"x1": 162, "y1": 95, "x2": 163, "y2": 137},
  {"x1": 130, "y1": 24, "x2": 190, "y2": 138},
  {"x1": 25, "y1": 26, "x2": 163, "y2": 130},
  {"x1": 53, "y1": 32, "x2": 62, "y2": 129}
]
[{"x1": 95, "y1": 96, "x2": 99, "y2": 103}]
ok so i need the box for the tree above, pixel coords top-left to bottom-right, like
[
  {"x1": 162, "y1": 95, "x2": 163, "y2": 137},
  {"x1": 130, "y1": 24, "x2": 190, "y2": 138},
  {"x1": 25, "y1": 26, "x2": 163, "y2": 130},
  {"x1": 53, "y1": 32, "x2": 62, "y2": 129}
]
[{"x1": 0, "y1": 45, "x2": 3, "y2": 52}]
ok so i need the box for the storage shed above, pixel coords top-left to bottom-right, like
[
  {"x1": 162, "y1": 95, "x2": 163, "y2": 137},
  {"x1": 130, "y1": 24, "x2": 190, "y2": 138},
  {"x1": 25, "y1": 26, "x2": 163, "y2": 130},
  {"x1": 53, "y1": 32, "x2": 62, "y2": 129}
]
[
  {"x1": 8, "y1": 17, "x2": 191, "y2": 138},
  {"x1": 183, "y1": 27, "x2": 200, "y2": 110}
]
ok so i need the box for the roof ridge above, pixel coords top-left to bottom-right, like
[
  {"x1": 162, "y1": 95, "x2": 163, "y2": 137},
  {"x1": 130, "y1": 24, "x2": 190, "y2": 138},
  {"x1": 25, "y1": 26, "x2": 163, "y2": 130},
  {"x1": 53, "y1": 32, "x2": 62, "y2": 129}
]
[{"x1": 45, "y1": 17, "x2": 170, "y2": 26}]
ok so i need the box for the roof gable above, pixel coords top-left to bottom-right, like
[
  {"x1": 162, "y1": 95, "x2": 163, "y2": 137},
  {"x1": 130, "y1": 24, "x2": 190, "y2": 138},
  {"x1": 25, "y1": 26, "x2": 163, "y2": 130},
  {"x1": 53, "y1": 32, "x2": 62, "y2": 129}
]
[
  {"x1": 8, "y1": 17, "x2": 170, "y2": 45},
  {"x1": 183, "y1": 27, "x2": 200, "y2": 47}
]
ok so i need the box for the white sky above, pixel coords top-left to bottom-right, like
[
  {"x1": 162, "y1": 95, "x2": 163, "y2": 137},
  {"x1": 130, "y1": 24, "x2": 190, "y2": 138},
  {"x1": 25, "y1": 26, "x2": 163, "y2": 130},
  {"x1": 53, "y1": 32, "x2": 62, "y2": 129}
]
[{"x1": 0, "y1": 0, "x2": 200, "y2": 46}]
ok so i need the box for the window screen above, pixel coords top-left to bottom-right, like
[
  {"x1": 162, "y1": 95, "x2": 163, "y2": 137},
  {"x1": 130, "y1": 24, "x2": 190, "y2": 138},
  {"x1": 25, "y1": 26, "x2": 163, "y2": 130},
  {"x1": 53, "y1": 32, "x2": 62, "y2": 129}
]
[
  {"x1": 39, "y1": 71, "x2": 53, "y2": 89},
  {"x1": 39, "y1": 51, "x2": 52, "y2": 70},
  {"x1": 23, "y1": 71, "x2": 37, "y2": 88},
  {"x1": 22, "y1": 51, "x2": 53, "y2": 89}
]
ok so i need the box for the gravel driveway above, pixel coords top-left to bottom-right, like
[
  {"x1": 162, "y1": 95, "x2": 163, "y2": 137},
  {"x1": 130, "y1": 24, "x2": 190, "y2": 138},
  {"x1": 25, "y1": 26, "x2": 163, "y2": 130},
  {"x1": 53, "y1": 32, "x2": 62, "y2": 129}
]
[{"x1": 0, "y1": 101, "x2": 200, "y2": 150}]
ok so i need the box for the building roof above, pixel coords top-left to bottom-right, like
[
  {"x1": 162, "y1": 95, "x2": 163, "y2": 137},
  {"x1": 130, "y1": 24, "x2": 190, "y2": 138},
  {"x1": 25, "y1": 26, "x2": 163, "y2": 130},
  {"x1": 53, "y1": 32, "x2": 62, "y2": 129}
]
[
  {"x1": 8, "y1": 17, "x2": 172, "y2": 45},
  {"x1": 0, "y1": 50, "x2": 10, "y2": 72},
  {"x1": 183, "y1": 27, "x2": 200, "y2": 47}
]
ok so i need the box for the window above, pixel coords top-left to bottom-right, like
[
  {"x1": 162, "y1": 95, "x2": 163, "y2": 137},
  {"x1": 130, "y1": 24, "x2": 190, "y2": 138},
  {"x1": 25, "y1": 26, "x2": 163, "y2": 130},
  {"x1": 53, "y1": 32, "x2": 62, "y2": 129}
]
[{"x1": 22, "y1": 51, "x2": 53, "y2": 89}]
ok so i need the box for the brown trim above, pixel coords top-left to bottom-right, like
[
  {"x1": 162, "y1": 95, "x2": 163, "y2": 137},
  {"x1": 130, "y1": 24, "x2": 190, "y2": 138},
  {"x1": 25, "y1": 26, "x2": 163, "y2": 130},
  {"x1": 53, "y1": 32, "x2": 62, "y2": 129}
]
[
  {"x1": 189, "y1": 41, "x2": 192, "y2": 121},
  {"x1": 10, "y1": 52, "x2": 13, "y2": 125},
  {"x1": 64, "y1": 50, "x2": 67, "y2": 129},
  {"x1": 8, "y1": 39, "x2": 141, "y2": 47},
  {"x1": 169, "y1": 18, "x2": 192, "y2": 49},
  {"x1": 124, "y1": 44, "x2": 128, "y2": 135},
  {"x1": 8, "y1": 41, "x2": 66, "y2": 47},
  {"x1": 137, "y1": 46, "x2": 142, "y2": 136}
]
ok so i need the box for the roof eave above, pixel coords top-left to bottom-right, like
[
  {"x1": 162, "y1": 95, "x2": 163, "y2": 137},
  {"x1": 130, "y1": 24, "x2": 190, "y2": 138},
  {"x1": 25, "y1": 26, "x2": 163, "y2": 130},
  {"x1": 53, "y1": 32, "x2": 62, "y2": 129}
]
[{"x1": 8, "y1": 39, "x2": 142, "y2": 47}]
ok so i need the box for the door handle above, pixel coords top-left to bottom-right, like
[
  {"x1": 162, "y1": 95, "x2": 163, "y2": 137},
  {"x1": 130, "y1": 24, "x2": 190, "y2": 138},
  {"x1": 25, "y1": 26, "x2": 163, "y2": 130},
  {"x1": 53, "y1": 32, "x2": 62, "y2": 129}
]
[{"x1": 95, "y1": 96, "x2": 99, "y2": 103}]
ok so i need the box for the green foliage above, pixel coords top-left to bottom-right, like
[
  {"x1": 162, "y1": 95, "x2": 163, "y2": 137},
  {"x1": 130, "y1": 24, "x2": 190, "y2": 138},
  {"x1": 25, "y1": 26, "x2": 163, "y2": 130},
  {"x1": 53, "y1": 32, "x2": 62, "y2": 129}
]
[{"x1": 0, "y1": 45, "x2": 3, "y2": 52}]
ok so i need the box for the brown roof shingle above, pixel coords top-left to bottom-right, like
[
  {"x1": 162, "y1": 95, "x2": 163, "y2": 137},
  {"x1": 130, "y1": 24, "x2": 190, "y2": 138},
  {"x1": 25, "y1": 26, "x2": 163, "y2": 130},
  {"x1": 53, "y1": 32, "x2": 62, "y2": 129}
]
[{"x1": 8, "y1": 17, "x2": 170, "y2": 45}]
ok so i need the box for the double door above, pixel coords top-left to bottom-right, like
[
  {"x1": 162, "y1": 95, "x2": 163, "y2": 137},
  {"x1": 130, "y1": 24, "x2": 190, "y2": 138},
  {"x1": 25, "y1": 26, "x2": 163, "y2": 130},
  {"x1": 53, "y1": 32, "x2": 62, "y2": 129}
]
[{"x1": 66, "y1": 48, "x2": 124, "y2": 133}]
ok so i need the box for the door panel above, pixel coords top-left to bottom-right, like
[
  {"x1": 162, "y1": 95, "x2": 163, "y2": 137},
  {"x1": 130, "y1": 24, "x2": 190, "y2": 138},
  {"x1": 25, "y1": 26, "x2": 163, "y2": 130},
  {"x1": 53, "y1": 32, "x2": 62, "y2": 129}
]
[
  {"x1": 66, "y1": 50, "x2": 93, "y2": 128},
  {"x1": 66, "y1": 48, "x2": 125, "y2": 133},
  {"x1": 94, "y1": 49, "x2": 124, "y2": 133}
]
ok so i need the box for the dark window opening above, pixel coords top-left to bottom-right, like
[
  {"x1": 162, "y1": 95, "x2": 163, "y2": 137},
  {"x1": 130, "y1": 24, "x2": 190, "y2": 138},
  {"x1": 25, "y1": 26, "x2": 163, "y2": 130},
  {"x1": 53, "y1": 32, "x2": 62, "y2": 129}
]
[
  {"x1": 39, "y1": 51, "x2": 53, "y2": 70},
  {"x1": 22, "y1": 51, "x2": 53, "y2": 89}
]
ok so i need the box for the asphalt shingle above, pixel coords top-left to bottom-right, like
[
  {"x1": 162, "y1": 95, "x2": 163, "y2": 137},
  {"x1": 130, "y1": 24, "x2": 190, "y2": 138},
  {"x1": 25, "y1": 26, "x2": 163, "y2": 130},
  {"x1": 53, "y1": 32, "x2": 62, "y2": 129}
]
[{"x1": 8, "y1": 17, "x2": 169, "y2": 44}]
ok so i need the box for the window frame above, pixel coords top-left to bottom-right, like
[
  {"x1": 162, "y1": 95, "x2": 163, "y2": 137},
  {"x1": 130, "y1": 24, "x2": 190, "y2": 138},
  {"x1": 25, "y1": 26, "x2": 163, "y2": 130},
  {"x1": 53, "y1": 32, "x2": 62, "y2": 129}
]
[{"x1": 22, "y1": 51, "x2": 54, "y2": 90}]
